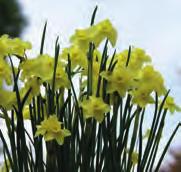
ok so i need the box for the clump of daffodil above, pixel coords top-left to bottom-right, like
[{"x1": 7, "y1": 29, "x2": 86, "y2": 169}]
[
  {"x1": 20, "y1": 54, "x2": 70, "y2": 90},
  {"x1": 35, "y1": 115, "x2": 71, "y2": 145},
  {"x1": 0, "y1": 34, "x2": 31, "y2": 59},
  {"x1": 70, "y1": 19, "x2": 117, "y2": 52},
  {"x1": 80, "y1": 96, "x2": 110, "y2": 123},
  {"x1": 163, "y1": 96, "x2": 181, "y2": 114}
]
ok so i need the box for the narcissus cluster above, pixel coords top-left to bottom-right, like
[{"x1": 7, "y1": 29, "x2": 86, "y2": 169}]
[{"x1": 0, "y1": 19, "x2": 180, "y2": 147}]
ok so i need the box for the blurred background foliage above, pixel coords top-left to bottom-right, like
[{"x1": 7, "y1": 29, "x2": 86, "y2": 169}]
[{"x1": 0, "y1": 0, "x2": 26, "y2": 37}]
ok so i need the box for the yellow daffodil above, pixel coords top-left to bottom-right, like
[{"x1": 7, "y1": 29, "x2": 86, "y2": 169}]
[
  {"x1": 101, "y1": 67, "x2": 136, "y2": 97},
  {"x1": 53, "y1": 65, "x2": 70, "y2": 90},
  {"x1": 20, "y1": 77, "x2": 42, "y2": 104},
  {"x1": 0, "y1": 160, "x2": 10, "y2": 172},
  {"x1": 80, "y1": 96, "x2": 110, "y2": 123},
  {"x1": 0, "y1": 90, "x2": 16, "y2": 110},
  {"x1": 9, "y1": 37, "x2": 32, "y2": 58},
  {"x1": 60, "y1": 45, "x2": 87, "y2": 69},
  {"x1": 139, "y1": 65, "x2": 166, "y2": 96},
  {"x1": 0, "y1": 34, "x2": 31, "y2": 59},
  {"x1": 22, "y1": 106, "x2": 30, "y2": 120},
  {"x1": 70, "y1": 29, "x2": 91, "y2": 52},
  {"x1": 163, "y1": 96, "x2": 181, "y2": 114},
  {"x1": 20, "y1": 54, "x2": 54, "y2": 80},
  {"x1": 125, "y1": 149, "x2": 138, "y2": 165},
  {"x1": 131, "y1": 88, "x2": 154, "y2": 107},
  {"x1": 116, "y1": 48, "x2": 151, "y2": 71},
  {"x1": 143, "y1": 129, "x2": 151, "y2": 139},
  {"x1": 131, "y1": 151, "x2": 138, "y2": 165},
  {"x1": 35, "y1": 115, "x2": 71, "y2": 145},
  {"x1": 70, "y1": 19, "x2": 117, "y2": 51},
  {"x1": 0, "y1": 58, "x2": 12, "y2": 87},
  {"x1": 0, "y1": 35, "x2": 10, "y2": 57},
  {"x1": 20, "y1": 54, "x2": 70, "y2": 90},
  {"x1": 95, "y1": 19, "x2": 117, "y2": 47}
]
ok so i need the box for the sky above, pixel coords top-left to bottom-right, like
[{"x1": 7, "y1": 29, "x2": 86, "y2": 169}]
[{"x1": 15, "y1": 0, "x2": 181, "y2": 153}]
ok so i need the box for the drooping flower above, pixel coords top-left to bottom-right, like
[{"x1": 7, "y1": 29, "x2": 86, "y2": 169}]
[
  {"x1": 131, "y1": 88, "x2": 154, "y2": 107},
  {"x1": 139, "y1": 65, "x2": 166, "y2": 96},
  {"x1": 9, "y1": 37, "x2": 32, "y2": 58},
  {"x1": 60, "y1": 45, "x2": 87, "y2": 69},
  {"x1": 20, "y1": 54, "x2": 70, "y2": 90},
  {"x1": 22, "y1": 105, "x2": 31, "y2": 120},
  {"x1": 125, "y1": 149, "x2": 138, "y2": 165},
  {"x1": 20, "y1": 76, "x2": 42, "y2": 104},
  {"x1": 0, "y1": 90, "x2": 16, "y2": 110},
  {"x1": 35, "y1": 115, "x2": 71, "y2": 145},
  {"x1": 70, "y1": 19, "x2": 117, "y2": 51},
  {"x1": 93, "y1": 19, "x2": 117, "y2": 47},
  {"x1": 143, "y1": 129, "x2": 151, "y2": 139},
  {"x1": 131, "y1": 151, "x2": 139, "y2": 165},
  {"x1": 0, "y1": 35, "x2": 10, "y2": 57},
  {"x1": 101, "y1": 66, "x2": 136, "y2": 97},
  {"x1": 163, "y1": 96, "x2": 181, "y2": 114},
  {"x1": 0, "y1": 34, "x2": 31, "y2": 59},
  {"x1": 20, "y1": 54, "x2": 54, "y2": 80},
  {"x1": 116, "y1": 47, "x2": 151, "y2": 71},
  {"x1": 0, "y1": 58, "x2": 12, "y2": 87},
  {"x1": 80, "y1": 96, "x2": 110, "y2": 123}
]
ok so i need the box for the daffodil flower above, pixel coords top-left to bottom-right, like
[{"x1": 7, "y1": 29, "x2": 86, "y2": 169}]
[
  {"x1": 0, "y1": 159, "x2": 10, "y2": 172},
  {"x1": 139, "y1": 65, "x2": 167, "y2": 96},
  {"x1": 0, "y1": 35, "x2": 10, "y2": 57},
  {"x1": 0, "y1": 90, "x2": 16, "y2": 110},
  {"x1": 131, "y1": 151, "x2": 139, "y2": 165},
  {"x1": 0, "y1": 34, "x2": 31, "y2": 59},
  {"x1": 20, "y1": 54, "x2": 70, "y2": 90},
  {"x1": 0, "y1": 58, "x2": 12, "y2": 87},
  {"x1": 125, "y1": 149, "x2": 138, "y2": 165},
  {"x1": 9, "y1": 37, "x2": 32, "y2": 58},
  {"x1": 20, "y1": 54, "x2": 54, "y2": 80},
  {"x1": 116, "y1": 47, "x2": 151, "y2": 71},
  {"x1": 20, "y1": 76, "x2": 42, "y2": 104},
  {"x1": 22, "y1": 106, "x2": 30, "y2": 120},
  {"x1": 131, "y1": 88, "x2": 154, "y2": 107},
  {"x1": 95, "y1": 19, "x2": 117, "y2": 47},
  {"x1": 143, "y1": 128, "x2": 151, "y2": 139},
  {"x1": 101, "y1": 67, "x2": 136, "y2": 97},
  {"x1": 35, "y1": 115, "x2": 71, "y2": 145},
  {"x1": 70, "y1": 19, "x2": 117, "y2": 51},
  {"x1": 60, "y1": 45, "x2": 87, "y2": 69},
  {"x1": 80, "y1": 96, "x2": 110, "y2": 123},
  {"x1": 163, "y1": 96, "x2": 181, "y2": 114}
]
